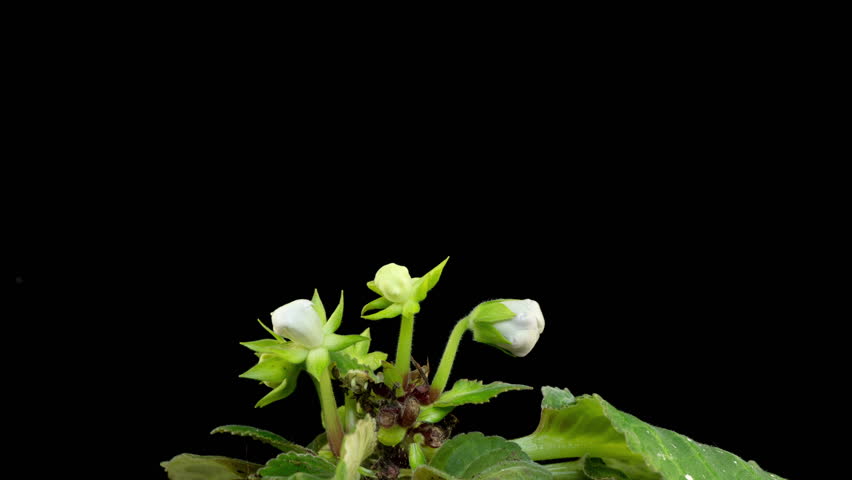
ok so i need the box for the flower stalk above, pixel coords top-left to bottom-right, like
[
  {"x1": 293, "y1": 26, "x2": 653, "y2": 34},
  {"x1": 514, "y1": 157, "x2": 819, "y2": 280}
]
[
  {"x1": 431, "y1": 315, "x2": 471, "y2": 394},
  {"x1": 394, "y1": 310, "x2": 416, "y2": 385},
  {"x1": 315, "y1": 366, "x2": 343, "y2": 456}
]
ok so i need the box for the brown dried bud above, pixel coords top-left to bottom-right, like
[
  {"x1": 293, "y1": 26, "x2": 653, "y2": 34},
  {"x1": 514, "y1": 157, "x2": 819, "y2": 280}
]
[
  {"x1": 411, "y1": 385, "x2": 432, "y2": 405},
  {"x1": 377, "y1": 404, "x2": 401, "y2": 428},
  {"x1": 399, "y1": 396, "x2": 420, "y2": 427},
  {"x1": 372, "y1": 382, "x2": 393, "y2": 399},
  {"x1": 420, "y1": 425, "x2": 445, "y2": 448}
]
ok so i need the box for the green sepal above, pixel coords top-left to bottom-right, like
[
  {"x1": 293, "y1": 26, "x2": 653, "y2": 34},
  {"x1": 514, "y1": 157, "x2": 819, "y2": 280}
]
[
  {"x1": 366, "y1": 280, "x2": 382, "y2": 295},
  {"x1": 361, "y1": 297, "x2": 392, "y2": 316},
  {"x1": 258, "y1": 318, "x2": 285, "y2": 342},
  {"x1": 324, "y1": 290, "x2": 344, "y2": 334},
  {"x1": 377, "y1": 424, "x2": 407, "y2": 447},
  {"x1": 409, "y1": 442, "x2": 427, "y2": 470},
  {"x1": 255, "y1": 372, "x2": 299, "y2": 408},
  {"x1": 412, "y1": 256, "x2": 449, "y2": 302},
  {"x1": 362, "y1": 303, "x2": 403, "y2": 320},
  {"x1": 403, "y1": 300, "x2": 420, "y2": 317},
  {"x1": 469, "y1": 300, "x2": 516, "y2": 324},
  {"x1": 240, "y1": 339, "x2": 281, "y2": 353},
  {"x1": 323, "y1": 334, "x2": 369, "y2": 352},
  {"x1": 470, "y1": 322, "x2": 511, "y2": 347},
  {"x1": 160, "y1": 453, "x2": 262, "y2": 480},
  {"x1": 312, "y1": 288, "x2": 327, "y2": 324},
  {"x1": 239, "y1": 354, "x2": 290, "y2": 384},
  {"x1": 306, "y1": 347, "x2": 331, "y2": 380}
]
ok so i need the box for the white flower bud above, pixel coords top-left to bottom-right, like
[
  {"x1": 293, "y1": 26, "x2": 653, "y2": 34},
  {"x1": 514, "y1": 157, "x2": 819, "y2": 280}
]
[
  {"x1": 491, "y1": 299, "x2": 545, "y2": 357},
  {"x1": 374, "y1": 263, "x2": 414, "y2": 304},
  {"x1": 271, "y1": 299, "x2": 324, "y2": 348}
]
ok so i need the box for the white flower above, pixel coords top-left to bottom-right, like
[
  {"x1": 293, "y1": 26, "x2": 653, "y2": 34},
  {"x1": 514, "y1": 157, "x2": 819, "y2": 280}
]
[
  {"x1": 492, "y1": 299, "x2": 545, "y2": 357},
  {"x1": 271, "y1": 299, "x2": 324, "y2": 348},
  {"x1": 374, "y1": 263, "x2": 414, "y2": 303}
]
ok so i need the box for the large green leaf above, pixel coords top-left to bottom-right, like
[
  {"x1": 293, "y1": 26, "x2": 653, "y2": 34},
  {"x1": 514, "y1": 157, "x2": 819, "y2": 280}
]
[
  {"x1": 258, "y1": 452, "x2": 336, "y2": 478},
  {"x1": 418, "y1": 380, "x2": 531, "y2": 423},
  {"x1": 210, "y1": 425, "x2": 314, "y2": 455},
  {"x1": 412, "y1": 432, "x2": 550, "y2": 480},
  {"x1": 512, "y1": 387, "x2": 787, "y2": 480},
  {"x1": 160, "y1": 453, "x2": 261, "y2": 480}
]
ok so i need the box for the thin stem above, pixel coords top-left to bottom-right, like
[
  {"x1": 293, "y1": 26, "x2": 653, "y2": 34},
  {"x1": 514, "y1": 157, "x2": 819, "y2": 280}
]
[
  {"x1": 316, "y1": 367, "x2": 343, "y2": 456},
  {"x1": 431, "y1": 315, "x2": 470, "y2": 393},
  {"x1": 394, "y1": 310, "x2": 415, "y2": 384}
]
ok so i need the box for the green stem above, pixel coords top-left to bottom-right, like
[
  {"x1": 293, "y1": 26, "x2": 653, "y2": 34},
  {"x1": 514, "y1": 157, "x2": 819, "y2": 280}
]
[
  {"x1": 431, "y1": 315, "x2": 470, "y2": 393},
  {"x1": 511, "y1": 435, "x2": 634, "y2": 462},
  {"x1": 316, "y1": 367, "x2": 343, "y2": 457},
  {"x1": 394, "y1": 309, "x2": 415, "y2": 384}
]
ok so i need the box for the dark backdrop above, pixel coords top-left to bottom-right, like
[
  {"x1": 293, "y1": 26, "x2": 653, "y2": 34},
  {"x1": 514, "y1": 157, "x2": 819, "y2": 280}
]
[{"x1": 14, "y1": 199, "x2": 806, "y2": 479}]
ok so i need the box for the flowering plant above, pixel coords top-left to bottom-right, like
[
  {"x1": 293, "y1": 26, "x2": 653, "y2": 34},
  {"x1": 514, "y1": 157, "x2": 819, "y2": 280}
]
[{"x1": 163, "y1": 258, "x2": 785, "y2": 480}]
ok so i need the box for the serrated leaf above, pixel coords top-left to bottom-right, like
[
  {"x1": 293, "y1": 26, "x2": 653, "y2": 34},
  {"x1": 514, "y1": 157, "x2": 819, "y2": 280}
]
[
  {"x1": 413, "y1": 433, "x2": 548, "y2": 480},
  {"x1": 323, "y1": 290, "x2": 345, "y2": 334},
  {"x1": 541, "y1": 386, "x2": 575, "y2": 409},
  {"x1": 210, "y1": 425, "x2": 314, "y2": 455},
  {"x1": 160, "y1": 453, "x2": 261, "y2": 480},
  {"x1": 258, "y1": 452, "x2": 336, "y2": 478},
  {"x1": 361, "y1": 297, "x2": 392, "y2": 316},
  {"x1": 512, "y1": 388, "x2": 787, "y2": 480},
  {"x1": 413, "y1": 256, "x2": 449, "y2": 302},
  {"x1": 418, "y1": 380, "x2": 530, "y2": 423},
  {"x1": 362, "y1": 303, "x2": 403, "y2": 320}
]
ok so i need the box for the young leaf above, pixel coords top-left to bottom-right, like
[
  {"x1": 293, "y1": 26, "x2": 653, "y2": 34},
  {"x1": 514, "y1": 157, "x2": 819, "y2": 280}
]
[
  {"x1": 412, "y1": 432, "x2": 549, "y2": 480},
  {"x1": 160, "y1": 453, "x2": 261, "y2": 480},
  {"x1": 512, "y1": 388, "x2": 787, "y2": 480},
  {"x1": 413, "y1": 256, "x2": 449, "y2": 302},
  {"x1": 210, "y1": 425, "x2": 315, "y2": 455},
  {"x1": 258, "y1": 452, "x2": 336, "y2": 478},
  {"x1": 418, "y1": 380, "x2": 531, "y2": 423}
]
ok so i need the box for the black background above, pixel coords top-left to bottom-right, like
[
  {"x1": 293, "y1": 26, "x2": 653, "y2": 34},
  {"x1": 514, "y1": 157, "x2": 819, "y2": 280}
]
[{"x1": 14, "y1": 188, "x2": 810, "y2": 479}]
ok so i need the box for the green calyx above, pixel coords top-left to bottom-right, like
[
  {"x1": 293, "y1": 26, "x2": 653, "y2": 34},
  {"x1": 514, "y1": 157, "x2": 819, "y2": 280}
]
[{"x1": 361, "y1": 257, "x2": 449, "y2": 320}]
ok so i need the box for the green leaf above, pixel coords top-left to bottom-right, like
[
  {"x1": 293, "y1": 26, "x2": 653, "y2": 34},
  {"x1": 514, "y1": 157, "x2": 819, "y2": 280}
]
[
  {"x1": 258, "y1": 452, "x2": 336, "y2": 478},
  {"x1": 312, "y1": 289, "x2": 327, "y2": 324},
  {"x1": 323, "y1": 334, "x2": 369, "y2": 352},
  {"x1": 583, "y1": 457, "x2": 629, "y2": 480},
  {"x1": 413, "y1": 256, "x2": 449, "y2": 302},
  {"x1": 306, "y1": 432, "x2": 328, "y2": 453},
  {"x1": 210, "y1": 425, "x2": 315, "y2": 455},
  {"x1": 361, "y1": 297, "x2": 392, "y2": 316},
  {"x1": 160, "y1": 453, "x2": 261, "y2": 480},
  {"x1": 412, "y1": 433, "x2": 549, "y2": 480},
  {"x1": 512, "y1": 388, "x2": 787, "y2": 480},
  {"x1": 361, "y1": 303, "x2": 403, "y2": 320},
  {"x1": 337, "y1": 417, "x2": 377, "y2": 480},
  {"x1": 377, "y1": 424, "x2": 407, "y2": 447},
  {"x1": 324, "y1": 291, "x2": 345, "y2": 334},
  {"x1": 541, "y1": 386, "x2": 576, "y2": 410},
  {"x1": 418, "y1": 380, "x2": 531, "y2": 423}
]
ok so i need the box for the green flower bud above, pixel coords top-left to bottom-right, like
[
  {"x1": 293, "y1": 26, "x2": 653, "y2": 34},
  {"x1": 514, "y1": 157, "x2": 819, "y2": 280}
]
[{"x1": 374, "y1": 263, "x2": 414, "y2": 304}]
